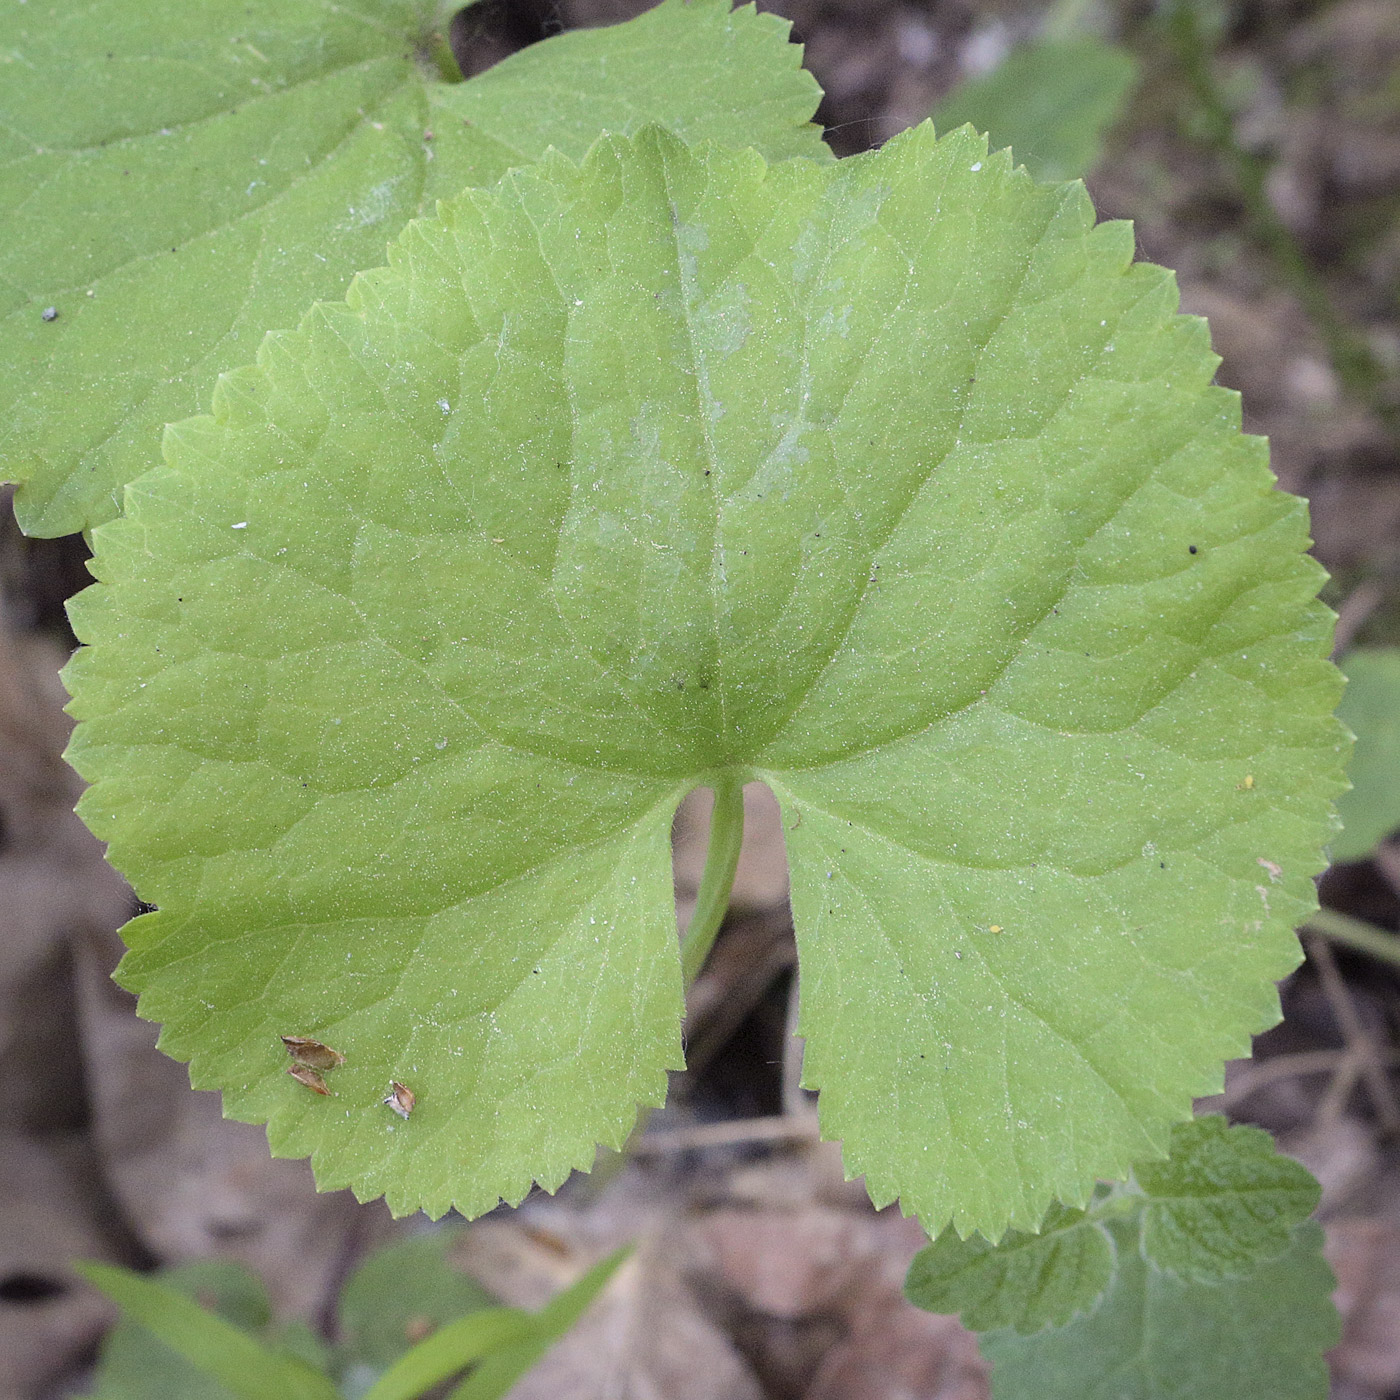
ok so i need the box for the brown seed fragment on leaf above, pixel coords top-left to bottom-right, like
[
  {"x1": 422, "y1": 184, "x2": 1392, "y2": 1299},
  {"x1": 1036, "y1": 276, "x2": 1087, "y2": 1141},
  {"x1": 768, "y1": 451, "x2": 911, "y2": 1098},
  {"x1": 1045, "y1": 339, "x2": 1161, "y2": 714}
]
[
  {"x1": 281, "y1": 1035, "x2": 346, "y2": 1070},
  {"x1": 384, "y1": 1082, "x2": 416, "y2": 1119},
  {"x1": 288, "y1": 1064, "x2": 331, "y2": 1096}
]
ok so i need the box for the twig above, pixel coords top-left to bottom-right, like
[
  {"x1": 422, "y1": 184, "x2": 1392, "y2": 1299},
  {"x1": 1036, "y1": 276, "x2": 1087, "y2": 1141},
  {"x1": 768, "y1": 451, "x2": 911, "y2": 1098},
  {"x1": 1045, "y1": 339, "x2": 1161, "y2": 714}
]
[
  {"x1": 632, "y1": 1113, "x2": 821, "y2": 1159},
  {"x1": 1219, "y1": 1045, "x2": 1400, "y2": 1109},
  {"x1": 1331, "y1": 578, "x2": 1385, "y2": 657},
  {"x1": 1306, "y1": 933, "x2": 1400, "y2": 1132},
  {"x1": 1303, "y1": 909, "x2": 1400, "y2": 971}
]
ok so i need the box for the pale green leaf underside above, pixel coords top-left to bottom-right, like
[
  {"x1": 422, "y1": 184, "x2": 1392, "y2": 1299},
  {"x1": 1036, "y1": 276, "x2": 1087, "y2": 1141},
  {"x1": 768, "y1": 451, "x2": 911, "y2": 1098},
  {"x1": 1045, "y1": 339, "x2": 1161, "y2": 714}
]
[
  {"x1": 905, "y1": 1117, "x2": 1320, "y2": 1332},
  {"x1": 0, "y1": 0, "x2": 826, "y2": 536},
  {"x1": 980, "y1": 1220, "x2": 1337, "y2": 1400},
  {"x1": 931, "y1": 36, "x2": 1138, "y2": 183},
  {"x1": 1333, "y1": 647, "x2": 1400, "y2": 860},
  {"x1": 66, "y1": 125, "x2": 1344, "y2": 1231}
]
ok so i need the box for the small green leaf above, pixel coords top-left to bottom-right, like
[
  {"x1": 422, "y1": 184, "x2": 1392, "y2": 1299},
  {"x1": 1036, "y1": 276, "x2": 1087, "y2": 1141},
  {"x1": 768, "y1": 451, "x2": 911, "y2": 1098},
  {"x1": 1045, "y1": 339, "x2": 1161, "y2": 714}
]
[
  {"x1": 1333, "y1": 647, "x2": 1400, "y2": 860},
  {"x1": 66, "y1": 125, "x2": 1345, "y2": 1236},
  {"x1": 1137, "y1": 1116, "x2": 1320, "y2": 1280},
  {"x1": 445, "y1": 1247, "x2": 631, "y2": 1400},
  {"x1": 78, "y1": 1262, "x2": 340, "y2": 1400},
  {"x1": 980, "y1": 1219, "x2": 1338, "y2": 1400},
  {"x1": 1, "y1": 0, "x2": 826, "y2": 537},
  {"x1": 338, "y1": 1229, "x2": 495, "y2": 1373},
  {"x1": 358, "y1": 1307, "x2": 534, "y2": 1400},
  {"x1": 904, "y1": 1201, "x2": 1113, "y2": 1333},
  {"x1": 906, "y1": 1118, "x2": 1323, "y2": 1333},
  {"x1": 932, "y1": 36, "x2": 1139, "y2": 182}
]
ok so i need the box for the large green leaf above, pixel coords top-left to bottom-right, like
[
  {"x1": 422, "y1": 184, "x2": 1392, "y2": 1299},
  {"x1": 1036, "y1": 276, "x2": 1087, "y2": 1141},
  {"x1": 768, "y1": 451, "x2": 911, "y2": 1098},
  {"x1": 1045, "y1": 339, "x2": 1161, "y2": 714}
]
[
  {"x1": 905, "y1": 1117, "x2": 1321, "y2": 1333},
  {"x1": 1333, "y1": 647, "x2": 1400, "y2": 859},
  {"x1": 65, "y1": 125, "x2": 1345, "y2": 1235},
  {"x1": 979, "y1": 1220, "x2": 1338, "y2": 1399},
  {"x1": 0, "y1": 0, "x2": 826, "y2": 537}
]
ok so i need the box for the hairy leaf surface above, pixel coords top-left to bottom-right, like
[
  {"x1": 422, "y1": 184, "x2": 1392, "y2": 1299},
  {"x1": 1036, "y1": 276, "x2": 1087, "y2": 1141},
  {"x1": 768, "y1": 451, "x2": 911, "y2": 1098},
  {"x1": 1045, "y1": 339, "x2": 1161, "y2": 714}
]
[
  {"x1": 905, "y1": 1118, "x2": 1321, "y2": 1332},
  {"x1": 0, "y1": 0, "x2": 825, "y2": 536},
  {"x1": 65, "y1": 126, "x2": 1345, "y2": 1232},
  {"x1": 980, "y1": 1220, "x2": 1337, "y2": 1399},
  {"x1": 903, "y1": 1199, "x2": 1113, "y2": 1332},
  {"x1": 1135, "y1": 1116, "x2": 1319, "y2": 1279}
]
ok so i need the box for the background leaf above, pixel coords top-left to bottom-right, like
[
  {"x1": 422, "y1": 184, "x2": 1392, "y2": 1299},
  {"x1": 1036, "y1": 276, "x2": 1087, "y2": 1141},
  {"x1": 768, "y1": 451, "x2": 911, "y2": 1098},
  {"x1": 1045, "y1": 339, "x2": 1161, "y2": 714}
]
[
  {"x1": 908, "y1": 1118, "x2": 1326, "y2": 1356},
  {"x1": 77, "y1": 1262, "x2": 340, "y2": 1400},
  {"x1": 358, "y1": 1307, "x2": 534, "y2": 1400},
  {"x1": 66, "y1": 124, "x2": 1344, "y2": 1235},
  {"x1": 337, "y1": 1229, "x2": 495, "y2": 1374},
  {"x1": 1333, "y1": 647, "x2": 1400, "y2": 860},
  {"x1": 444, "y1": 1247, "x2": 631, "y2": 1400},
  {"x1": 84, "y1": 1260, "x2": 273, "y2": 1400},
  {"x1": 1136, "y1": 1116, "x2": 1320, "y2": 1280},
  {"x1": 979, "y1": 1218, "x2": 1338, "y2": 1400},
  {"x1": 903, "y1": 1200, "x2": 1113, "y2": 1333},
  {"x1": 931, "y1": 35, "x2": 1139, "y2": 182},
  {"x1": 0, "y1": 0, "x2": 826, "y2": 537}
]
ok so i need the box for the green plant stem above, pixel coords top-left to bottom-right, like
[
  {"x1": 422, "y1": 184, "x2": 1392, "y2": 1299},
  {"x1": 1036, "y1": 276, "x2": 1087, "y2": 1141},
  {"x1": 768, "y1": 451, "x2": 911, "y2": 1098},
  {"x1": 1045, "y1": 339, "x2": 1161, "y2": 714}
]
[
  {"x1": 680, "y1": 779, "x2": 746, "y2": 986},
  {"x1": 1303, "y1": 908, "x2": 1400, "y2": 970},
  {"x1": 1163, "y1": 1, "x2": 1389, "y2": 418},
  {"x1": 590, "y1": 783, "x2": 746, "y2": 1188},
  {"x1": 423, "y1": 30, "x2": 463, "y2": 84}
]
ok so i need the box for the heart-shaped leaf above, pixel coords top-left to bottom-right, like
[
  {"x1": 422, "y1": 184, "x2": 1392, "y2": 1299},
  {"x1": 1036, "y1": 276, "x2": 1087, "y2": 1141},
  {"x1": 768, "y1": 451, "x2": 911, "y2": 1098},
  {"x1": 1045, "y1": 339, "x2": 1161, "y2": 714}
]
[{"x1": 65, "y1": 125, "x2": 1346, "y2": 1235}]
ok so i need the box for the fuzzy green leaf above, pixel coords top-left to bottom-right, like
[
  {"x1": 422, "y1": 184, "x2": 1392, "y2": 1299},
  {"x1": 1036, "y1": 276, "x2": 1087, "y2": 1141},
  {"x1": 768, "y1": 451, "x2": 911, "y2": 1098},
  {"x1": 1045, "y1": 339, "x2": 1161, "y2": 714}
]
[
  {"x1": 931, "y1": 36, "x2": 1138, "y2": 182},
  {"x1": 1136, "y1": 1116, "x2": 1320, "y2": 1280},
  {"x1": 1333, "y1": 647, "x2": 1400, "y2": 859},
  {"x1": 979, "y1": 1219, "x2": 1338, "y2": 1400},
  {"x1": 0, "y1": 0, "x2": 826, "y2": 537},
  {"x1": 906, "y1": 1118, "x2": 1322, "y2": 1334},
  {"x1": 65, "y1": 124, "x2": 1345, "y2": 1234},
  {"x1": 904, "y1": 1201, "x2": 1113, "y2": 1333}
]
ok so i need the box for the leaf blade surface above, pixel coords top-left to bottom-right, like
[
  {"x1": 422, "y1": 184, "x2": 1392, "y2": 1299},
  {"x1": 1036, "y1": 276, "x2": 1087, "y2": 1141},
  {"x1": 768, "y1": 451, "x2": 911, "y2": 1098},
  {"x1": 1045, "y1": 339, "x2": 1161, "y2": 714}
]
[
  {"x1": 66, "y1": 126, "x2": 1345, "y2": 1232},
  {"x1": 1, "y1": 0, "x2": 826, "y2": 535}
]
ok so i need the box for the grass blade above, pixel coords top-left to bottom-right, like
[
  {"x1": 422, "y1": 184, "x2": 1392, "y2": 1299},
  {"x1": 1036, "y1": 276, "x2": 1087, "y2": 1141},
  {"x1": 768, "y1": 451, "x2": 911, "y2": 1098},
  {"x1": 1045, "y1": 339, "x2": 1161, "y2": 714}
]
[{"x1": 77, "y1": 1262, "x2": 340, "y2": 1400}]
